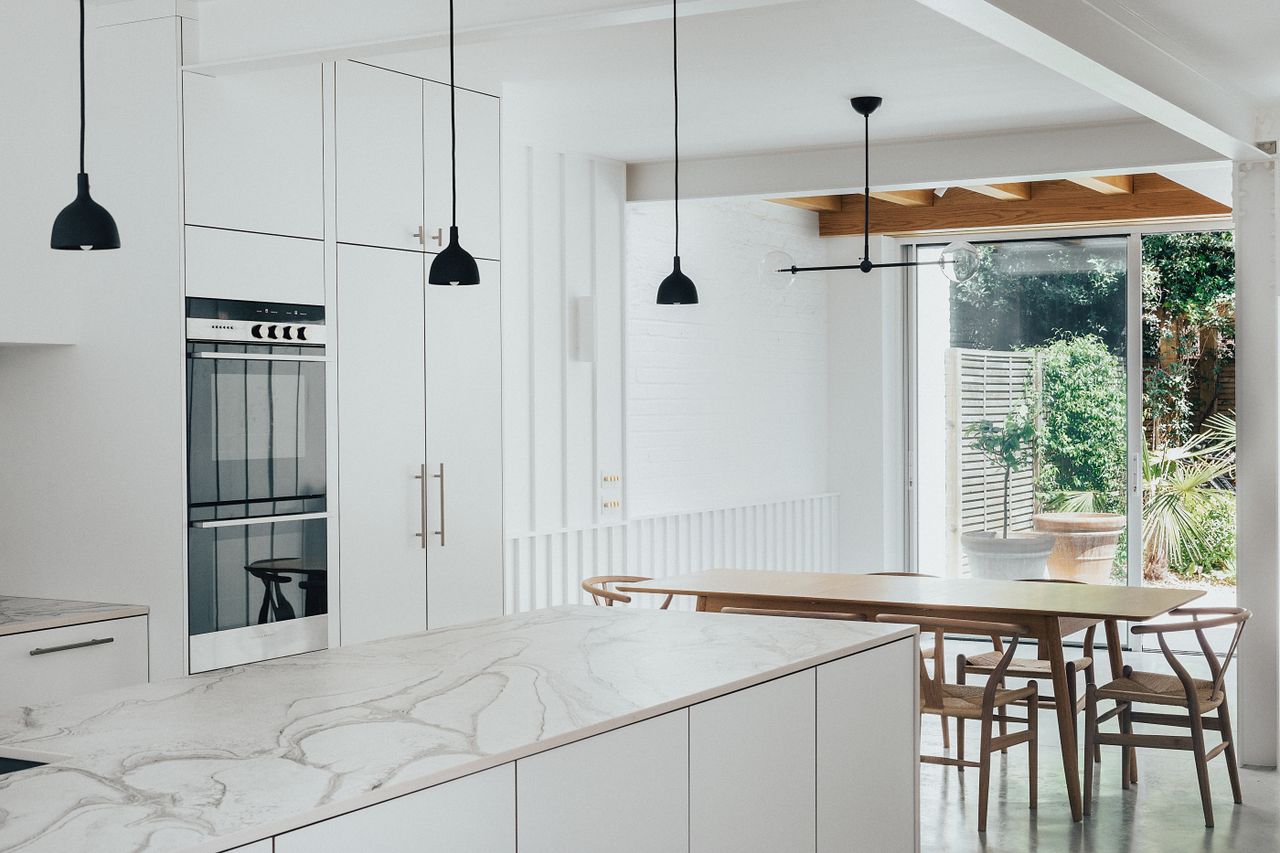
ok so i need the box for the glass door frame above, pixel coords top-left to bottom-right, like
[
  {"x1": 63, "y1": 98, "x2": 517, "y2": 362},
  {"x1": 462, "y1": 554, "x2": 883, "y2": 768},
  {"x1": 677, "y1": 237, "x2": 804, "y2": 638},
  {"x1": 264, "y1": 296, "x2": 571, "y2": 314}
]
[{"x1": 901, "y1": 217, "x2": 1233, "y2": 649}]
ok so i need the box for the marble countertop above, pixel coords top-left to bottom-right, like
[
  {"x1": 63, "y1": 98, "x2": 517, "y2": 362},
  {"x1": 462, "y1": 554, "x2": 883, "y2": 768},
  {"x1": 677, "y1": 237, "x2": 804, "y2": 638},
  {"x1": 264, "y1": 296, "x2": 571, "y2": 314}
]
[
  {"x1": 0, "y1": 605, "x2": 914, "y2": 853},
  {"x1": 0, "y1": 596, "x2": 149, "y2": 637}
]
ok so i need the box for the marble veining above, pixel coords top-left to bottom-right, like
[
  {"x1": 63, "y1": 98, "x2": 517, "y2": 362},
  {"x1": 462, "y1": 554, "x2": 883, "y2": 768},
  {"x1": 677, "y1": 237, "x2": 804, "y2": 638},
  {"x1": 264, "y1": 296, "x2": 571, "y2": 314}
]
[
  {"x1": 0, "y1": 596, "x2": 148, "y2": 637},
  {"x1": 0, "y1": 605, "x2": 912, "y2": 853}
]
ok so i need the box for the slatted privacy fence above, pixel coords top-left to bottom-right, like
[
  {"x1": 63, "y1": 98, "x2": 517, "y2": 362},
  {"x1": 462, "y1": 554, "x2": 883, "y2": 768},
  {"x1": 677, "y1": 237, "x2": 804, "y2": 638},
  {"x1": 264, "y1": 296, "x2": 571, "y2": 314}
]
[
  {"x1": 504, "y1": 494, "x2": 840, "y2": 614},
  {"x1": 946, "y1": 348, "x2": 1042, "y2": 577}
]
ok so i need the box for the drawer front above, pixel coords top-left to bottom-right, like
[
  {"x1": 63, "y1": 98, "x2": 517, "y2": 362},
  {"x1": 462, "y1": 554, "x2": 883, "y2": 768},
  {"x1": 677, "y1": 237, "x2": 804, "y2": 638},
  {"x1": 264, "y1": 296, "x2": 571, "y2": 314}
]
[{"x1": 0, "y1": 616, "x2": 148, "y2": 707}]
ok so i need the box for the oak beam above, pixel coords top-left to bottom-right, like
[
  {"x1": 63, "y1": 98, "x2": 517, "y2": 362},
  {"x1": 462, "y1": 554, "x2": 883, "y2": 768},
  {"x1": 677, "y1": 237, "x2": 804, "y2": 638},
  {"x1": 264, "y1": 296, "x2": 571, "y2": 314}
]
[
  {"x1": 966, "y1": 182, "x2": 1032, "y2": 201},
  {"x1": 768, "y1": 195, "x2": 843, "y2": 213},
  {"x1": 870, "y1": 189, "x2": 935, "y2": 207},
  {"x1": 1069, "y1": 175, "x2": 1134, "y2": 195}
]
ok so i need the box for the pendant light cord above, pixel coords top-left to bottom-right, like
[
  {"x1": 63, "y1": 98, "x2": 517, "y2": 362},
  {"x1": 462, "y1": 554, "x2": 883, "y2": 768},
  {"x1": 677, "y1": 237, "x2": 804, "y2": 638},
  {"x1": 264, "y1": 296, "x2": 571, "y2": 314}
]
[
  {"x1": 448, "y1": 0, "x2": 458, "y2": 227},
  {"x1": 862, "y1": 111, "x2": 869, "y2": 263},
  {"x1": 673, "y1": 0, "x2": 679, "y2": 256},
  {"x1": 79, "y1": 0, "x2": 86, "y2": 174}
]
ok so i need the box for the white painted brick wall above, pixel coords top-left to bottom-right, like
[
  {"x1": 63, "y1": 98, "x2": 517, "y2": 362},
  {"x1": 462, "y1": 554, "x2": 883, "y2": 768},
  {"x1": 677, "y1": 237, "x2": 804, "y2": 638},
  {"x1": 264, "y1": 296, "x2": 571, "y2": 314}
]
[{"x1": 625, "y1": 198, "x2": 829, "y2": 517}]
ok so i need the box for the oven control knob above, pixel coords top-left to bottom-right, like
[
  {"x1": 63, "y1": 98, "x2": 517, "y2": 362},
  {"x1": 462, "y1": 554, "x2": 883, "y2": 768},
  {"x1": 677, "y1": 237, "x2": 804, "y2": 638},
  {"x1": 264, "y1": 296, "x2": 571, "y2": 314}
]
[
  {"x1": 267, "y1": 325, "x2": 279, "y2": 340},
  {"x1": 295, "y1": 326, "x2": 308, "y2": 342},
  {"x1": 281, "y1": 326, "x2": 293, "y2": 341},
  {"x1": 250, "y1": 324, "x2": 264, "y2": 339}
]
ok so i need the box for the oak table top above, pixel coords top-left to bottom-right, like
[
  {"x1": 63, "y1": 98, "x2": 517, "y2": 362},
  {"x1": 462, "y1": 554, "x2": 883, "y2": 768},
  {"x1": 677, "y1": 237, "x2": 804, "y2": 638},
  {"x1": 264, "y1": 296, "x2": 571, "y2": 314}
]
[{"x1": 619, "y1": 569, "x2": 1204, "y2": 622}]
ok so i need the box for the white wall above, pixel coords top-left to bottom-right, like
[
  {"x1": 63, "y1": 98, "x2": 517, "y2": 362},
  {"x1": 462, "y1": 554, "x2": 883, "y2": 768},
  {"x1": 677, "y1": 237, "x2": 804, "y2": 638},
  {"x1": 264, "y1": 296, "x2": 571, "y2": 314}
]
[
  {"x1": 625, "y1": 198, "x2": 830, "y2": 518},
  {"x1": 0, "y1": 13, "x2": 188, "y2": 679},
  {"x1": 826, "y1": 235, "x2": 907, "y2": 571}
]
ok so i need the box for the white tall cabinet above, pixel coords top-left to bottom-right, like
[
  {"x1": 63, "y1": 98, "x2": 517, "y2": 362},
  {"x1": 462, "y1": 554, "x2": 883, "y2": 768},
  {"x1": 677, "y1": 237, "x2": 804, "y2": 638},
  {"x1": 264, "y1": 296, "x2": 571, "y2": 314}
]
[{"x1": 335, "y1": 61, "x2": 504, "y2": 643}]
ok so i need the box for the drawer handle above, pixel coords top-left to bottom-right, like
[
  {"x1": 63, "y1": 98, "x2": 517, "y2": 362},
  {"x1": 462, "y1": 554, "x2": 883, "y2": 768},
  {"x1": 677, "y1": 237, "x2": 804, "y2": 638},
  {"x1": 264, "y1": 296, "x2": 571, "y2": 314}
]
[{"x1": 29, "y1": 637, "x2": 115, "y2": 657}]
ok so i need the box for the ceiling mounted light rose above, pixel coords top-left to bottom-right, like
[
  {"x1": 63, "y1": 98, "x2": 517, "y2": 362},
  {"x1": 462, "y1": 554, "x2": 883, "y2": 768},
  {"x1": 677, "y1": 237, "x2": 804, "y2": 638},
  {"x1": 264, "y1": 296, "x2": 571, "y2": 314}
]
[
  {"x1": 51, "y1": 0, "x2": 120, "y2": 251},
  {"x1": 656, "y1": 0, "x2": 697, "y2": 305},
  {"x1": 428, "y1": 0, "x2": 480, "y2": 286},
  {"x1": 765, "y1": 97, "x2": 977, "y2": 283}
]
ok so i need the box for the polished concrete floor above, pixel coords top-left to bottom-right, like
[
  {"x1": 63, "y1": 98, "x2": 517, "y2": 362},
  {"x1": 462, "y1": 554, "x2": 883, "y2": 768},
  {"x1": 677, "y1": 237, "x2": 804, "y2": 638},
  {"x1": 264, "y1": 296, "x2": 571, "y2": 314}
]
[{"x1": 918, "y1": 641, "x2": 1280, "y2": 852}]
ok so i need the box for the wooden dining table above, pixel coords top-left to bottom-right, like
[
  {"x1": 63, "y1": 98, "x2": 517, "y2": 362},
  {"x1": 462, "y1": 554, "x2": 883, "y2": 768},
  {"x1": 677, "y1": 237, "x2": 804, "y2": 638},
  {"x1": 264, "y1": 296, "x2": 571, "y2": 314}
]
[{"x1": 619, "y1": 569, "x2": 1203, "y2": 822}]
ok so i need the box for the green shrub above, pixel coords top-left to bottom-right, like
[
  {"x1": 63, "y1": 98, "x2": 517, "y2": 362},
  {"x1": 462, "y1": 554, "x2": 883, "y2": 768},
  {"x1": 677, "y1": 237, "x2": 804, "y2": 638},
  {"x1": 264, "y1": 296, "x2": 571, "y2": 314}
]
[
  {"x1": 1035, "y1": 335, "x2": 1127, "y2": 512},
  {"x1": 1169, "y1": 492, "x2": 1236, "y2": 580}
]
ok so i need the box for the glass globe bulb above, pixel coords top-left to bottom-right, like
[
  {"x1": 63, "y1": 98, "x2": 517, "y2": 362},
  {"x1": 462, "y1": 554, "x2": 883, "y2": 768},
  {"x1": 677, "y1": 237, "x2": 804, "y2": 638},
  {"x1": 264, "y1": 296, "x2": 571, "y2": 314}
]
[
  {"x1": 759, "y1": 249, "x2": 798, "y2": 290},
  {"x1": 939, "y1": 240, "x2": 980, "y2": 283}
]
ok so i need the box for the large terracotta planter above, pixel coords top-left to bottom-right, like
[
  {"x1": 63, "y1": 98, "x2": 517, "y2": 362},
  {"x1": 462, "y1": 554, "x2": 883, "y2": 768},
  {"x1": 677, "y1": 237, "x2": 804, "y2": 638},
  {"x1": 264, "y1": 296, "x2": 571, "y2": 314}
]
[
  {"x1": 1033, "y1": 512, "x2": 1127, "y2": 584},
  {"x1": 961, "y1": 531, "x2": 1054, "y2": 581}
]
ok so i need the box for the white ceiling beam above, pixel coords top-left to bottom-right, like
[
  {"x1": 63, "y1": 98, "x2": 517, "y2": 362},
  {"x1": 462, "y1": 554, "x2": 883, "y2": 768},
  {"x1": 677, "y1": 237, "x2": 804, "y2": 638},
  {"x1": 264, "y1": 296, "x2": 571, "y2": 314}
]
[
  {"x1": 627, "y1": 119, "x2": 1222, "y2": 202},
  {"x1": 911, "y1": 0, "x2": 1269, "y2": 162},
  {"x1": 184, "y1": 0, "x2": 809, "y2": 75}
]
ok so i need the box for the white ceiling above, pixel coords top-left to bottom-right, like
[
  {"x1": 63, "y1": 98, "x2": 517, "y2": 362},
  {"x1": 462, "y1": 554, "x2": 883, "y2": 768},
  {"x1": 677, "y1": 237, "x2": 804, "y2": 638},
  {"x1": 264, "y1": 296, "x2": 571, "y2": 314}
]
[
  {"x1": 380, "y1": 0, "x2": 1137, "y2": 163},
  {"x1": 1105, "y1": 0, "x2": 1280, "y2": 103}
]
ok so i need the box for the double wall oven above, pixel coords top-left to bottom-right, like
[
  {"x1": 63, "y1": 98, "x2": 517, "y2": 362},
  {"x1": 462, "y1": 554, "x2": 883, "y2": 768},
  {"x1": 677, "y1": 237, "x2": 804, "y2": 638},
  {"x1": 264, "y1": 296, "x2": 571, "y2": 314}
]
[{"x1": 186, "y1": 298, "x2": 328, "y2": 673}]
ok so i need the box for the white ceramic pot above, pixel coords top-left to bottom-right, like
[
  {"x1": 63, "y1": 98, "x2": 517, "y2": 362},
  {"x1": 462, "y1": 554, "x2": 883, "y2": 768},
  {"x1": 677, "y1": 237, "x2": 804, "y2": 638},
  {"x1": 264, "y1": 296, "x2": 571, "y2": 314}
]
[{"x1": 961, "y1": 531, "x2": 1055, "y2": 581}]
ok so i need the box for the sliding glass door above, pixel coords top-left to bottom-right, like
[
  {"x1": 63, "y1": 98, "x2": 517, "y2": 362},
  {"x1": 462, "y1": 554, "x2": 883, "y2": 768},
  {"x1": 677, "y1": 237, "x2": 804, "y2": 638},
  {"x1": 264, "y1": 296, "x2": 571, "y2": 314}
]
[{"x1": 908, "y1": 235, "x2": 1139, "y2": 588}]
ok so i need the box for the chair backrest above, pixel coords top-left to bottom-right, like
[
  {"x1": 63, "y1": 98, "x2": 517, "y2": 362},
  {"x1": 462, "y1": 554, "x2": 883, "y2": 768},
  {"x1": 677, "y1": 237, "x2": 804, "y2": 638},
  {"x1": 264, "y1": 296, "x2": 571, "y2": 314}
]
[
  {"x1": 581, "y1": 576, "x2": 673, "y2": 610},
  {"x1": 720, "y1": 607, "x2": 866, "y2": 621},
  {"x1": 876, "y1": 614, "x2": 1032, "y2": 710},
  {"x1": 1132, "y1": 607, "x2": 1251, "y2": 703}
]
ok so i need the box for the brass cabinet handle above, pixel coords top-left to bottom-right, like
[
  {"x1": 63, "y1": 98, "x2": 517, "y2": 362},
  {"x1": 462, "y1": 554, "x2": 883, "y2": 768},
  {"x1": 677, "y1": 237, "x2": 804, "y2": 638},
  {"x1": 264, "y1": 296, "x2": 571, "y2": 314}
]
[{"x1": 30, "y1": 637, "x2": 114, "y2": 656}]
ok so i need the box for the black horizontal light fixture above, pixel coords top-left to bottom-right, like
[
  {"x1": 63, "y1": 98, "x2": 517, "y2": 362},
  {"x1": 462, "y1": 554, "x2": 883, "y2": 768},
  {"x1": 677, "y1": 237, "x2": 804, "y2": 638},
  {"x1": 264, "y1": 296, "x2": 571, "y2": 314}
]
[
  {"x1": 656, "y1": 0, "x2": 697, "y2": 305},
  {"x1": 767, "y1": 97, "x2": 976, "y2": 283},
  {"x1": 51, "y1": 0, "x2": 120, "y2": 251},
  {"x1": 428, "y1": 0, "x2": 480, "y2": 286}
]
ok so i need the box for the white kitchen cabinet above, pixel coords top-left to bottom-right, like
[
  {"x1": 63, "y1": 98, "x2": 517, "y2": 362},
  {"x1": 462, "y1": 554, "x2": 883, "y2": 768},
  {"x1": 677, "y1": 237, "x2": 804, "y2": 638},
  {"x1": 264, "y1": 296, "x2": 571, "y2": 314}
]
[
  {"x1": 425, "y1": 259, "x2": 504, "y2": 628},
  {"x1": 424, "y1": 82, "x2": 500, "y2": 261},
  {"x1": 185, "y1": 227, "x2": 325, "y2": 305},
  {"x1": 335, "y1": 62, "x2": 425, "y2": 252},
  {"x1": 517, "y1": 709, "x2": 689, "y2": 853},
  {"x1": 818, "y1": 639, "x2": 918, "y2": 853},
  {"x1": 275, "y1": 764, "x2": 514, "y2": 853},
  {"x1": 335, "y1": 244, "x2": 428, "y2": 644},
  {"x1": 690, "y1": 669, "x2": 817, "y2": 853},
  {"x1": 183, "y1": 65, "x2": 324, "y2": 239},
  {"x1": 0, "y1": 616, "x2": 148, "y2": 707}
]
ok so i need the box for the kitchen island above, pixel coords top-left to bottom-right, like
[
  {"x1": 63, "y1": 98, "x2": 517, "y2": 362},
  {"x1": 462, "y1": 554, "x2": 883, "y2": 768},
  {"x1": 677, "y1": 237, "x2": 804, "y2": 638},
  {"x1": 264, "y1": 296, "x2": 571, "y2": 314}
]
[{"x1": 0, "y1": 606, "x2": 918, "y2": 853}]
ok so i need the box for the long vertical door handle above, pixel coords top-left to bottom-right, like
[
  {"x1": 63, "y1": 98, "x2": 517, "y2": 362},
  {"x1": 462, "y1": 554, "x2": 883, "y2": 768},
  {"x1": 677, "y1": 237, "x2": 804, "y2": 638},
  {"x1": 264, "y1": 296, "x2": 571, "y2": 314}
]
[
  {"x1": 433, "y1": 463, "x2": 446, "y2": 546},
  {"x1": 415, "y1": 464, "x2": 428, "y2": 550}
]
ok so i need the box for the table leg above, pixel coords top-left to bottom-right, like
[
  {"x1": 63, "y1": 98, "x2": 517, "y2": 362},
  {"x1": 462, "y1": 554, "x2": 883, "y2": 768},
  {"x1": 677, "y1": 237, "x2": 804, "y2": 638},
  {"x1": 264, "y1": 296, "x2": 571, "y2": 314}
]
[{"x1": 1043, "y1": 616, "x2": 1083, "y2": 822}]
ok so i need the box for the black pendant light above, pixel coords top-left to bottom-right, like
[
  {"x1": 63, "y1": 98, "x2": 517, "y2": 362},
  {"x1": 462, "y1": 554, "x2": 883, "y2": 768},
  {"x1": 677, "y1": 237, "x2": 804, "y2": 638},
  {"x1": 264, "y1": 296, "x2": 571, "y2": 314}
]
[
  {"x1": 51, "y1": 0, "x2": 120, "y2": 251},
  {"x1": 656, "y1": 0, "x2": 697, "y2": 305},
  {"x1": 767, "y1": 97, "x2": 977, "y2": 282},
  {"x1": 428, "y1": 0, "x2": 480, "y2": 286}
]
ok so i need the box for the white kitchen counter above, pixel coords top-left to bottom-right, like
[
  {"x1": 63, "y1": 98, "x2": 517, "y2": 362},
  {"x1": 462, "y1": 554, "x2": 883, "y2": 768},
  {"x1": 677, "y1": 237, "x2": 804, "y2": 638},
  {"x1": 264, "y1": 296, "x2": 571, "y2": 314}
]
[
  {"x1": 0, "y1": 595, "x2": 148, "y2": 636},
  {"x1": 0, "y1": 605, "x2": 915, "y2": 853}
]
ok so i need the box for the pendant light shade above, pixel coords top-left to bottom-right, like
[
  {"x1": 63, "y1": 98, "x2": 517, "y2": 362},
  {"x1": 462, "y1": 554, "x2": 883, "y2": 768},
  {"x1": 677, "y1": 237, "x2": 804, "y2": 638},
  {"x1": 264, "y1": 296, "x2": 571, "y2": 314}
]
[
  {"x1": 52, "y1": 0, "x2": 119, "y2": 251},
  {"x1": 428, "y1": 225, "x2": 481, "y2": 285},
  {"x1": 657, "y1": 255, "x2": 698, "y2": 305},
  {"x1": 656, "y1": 0, "x2": 696, "y2": 305},
  {"x1": 429, "y1": 0, "x2": 479, "y2": 286}
]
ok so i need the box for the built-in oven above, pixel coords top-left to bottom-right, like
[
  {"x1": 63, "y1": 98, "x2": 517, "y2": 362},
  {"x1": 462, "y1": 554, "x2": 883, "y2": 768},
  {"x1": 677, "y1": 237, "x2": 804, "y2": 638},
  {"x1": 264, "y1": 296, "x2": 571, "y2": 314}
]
[{"x1": 185, "y1": 298, "x2": 328, "y2": 673}]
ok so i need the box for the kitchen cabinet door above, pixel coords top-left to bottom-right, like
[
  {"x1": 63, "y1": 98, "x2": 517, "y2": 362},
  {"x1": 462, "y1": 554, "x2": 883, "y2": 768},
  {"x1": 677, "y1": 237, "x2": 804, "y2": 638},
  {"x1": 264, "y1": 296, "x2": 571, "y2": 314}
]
[
  {"x1": 335, "y1": 62, "x2": 425, "y2": 252},
  {"x1": 336, "y1": 244, "x2": 428, "y2": 645},
  {"x1": 0, "y1": 616, "x2": 149, "y2": 707},
  {"x1": 183, "y1": 65, "x2": 324, "y2": 239},
  {"x1": 517, "y1": 710, "x2": 689, "y2": 853},
  {"x1": 185, "y1": 227, "x2": 324, "y2": 305},
  {"x1": 818, "y1": 639, "x2": 918, "y2": 853},
  {"x1": 424, "y1": 260, "x2": 504, "y2": 628},
  {"x1": 690, "y1": 669, "x2": 817, "y2": 853},
  {"x1": 275, "y1": 764, "x2": 514, "y2": 853},
  {"x1": 424, "y1": 82, "x2": 500, "y2": 261}
]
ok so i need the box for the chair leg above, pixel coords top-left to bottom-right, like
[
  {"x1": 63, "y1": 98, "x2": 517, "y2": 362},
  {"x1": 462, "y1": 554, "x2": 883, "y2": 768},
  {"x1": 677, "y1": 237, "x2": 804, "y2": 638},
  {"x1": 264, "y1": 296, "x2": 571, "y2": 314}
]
[
  {"x1": 1189, "y1": 710, "x2": 1216, "y2": 828},
  {"x1": 1218, "y1": 697, "x2": 1243, "y2": 805},
  {"x1": 978, "y1": 711, "x2": 994, "y2": 834},
  {"x1": 1083, "y1": 684, "x2": 1097, "y2": 817},
  {"x1": 957, "y1": 655, "x2": 966, "y2": 772},
  {"x1": 1085, "y1": 660, "x2": 1100, "y2": 764},
  {"x1": 1028, "y1": 685, "x2": 1038, "y2": 812},
  {"x1": 939, "y1": 636, "x2": 951, "y2": 749},
  {"x1": 1120, "y1": 701, "x2": 1132, "y2": 791}
]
